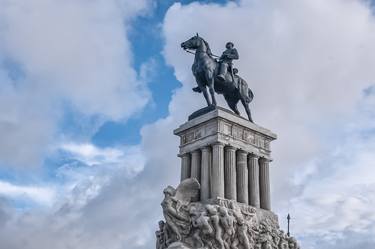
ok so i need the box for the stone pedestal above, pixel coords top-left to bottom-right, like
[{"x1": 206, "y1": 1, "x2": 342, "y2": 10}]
[
  {"x1": 174, "y1": 107, "x2": 277, "y2": 210},
  {"x1": 156, "y1": 107, "x2": 303, "y2": 249}
]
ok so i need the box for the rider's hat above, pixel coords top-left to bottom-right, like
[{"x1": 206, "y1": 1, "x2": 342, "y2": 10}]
[{"x1": 226, "y1": 41, "x2": 234, "y2": 47}]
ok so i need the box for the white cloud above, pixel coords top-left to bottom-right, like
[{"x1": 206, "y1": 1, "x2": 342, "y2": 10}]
[
  {"x1": 0, "y1": 141, "x2": 154, "y2": 249},
  {"x1": 0, "y1": 180, "x2": 55, "y2": 206},
  {"x1": 1, "y1": 1, "x2": 375, "y2": 249},
  {"x1": 60, "y1": 142, "x2": 146, "y2": 176},
  {"x1": 0, "y1": 0, "x2": 152, "y2": 167}
]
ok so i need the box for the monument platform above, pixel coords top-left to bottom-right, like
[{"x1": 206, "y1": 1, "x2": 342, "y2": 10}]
[
  {"x1": 156, "y1": 106, "x2": 300, "y2": 249},
  {"x1": 175, "y1": 106, "x2": 276, "y2": 160},
  {"x1": 174, "y1": 106, "x2": 276, "y2": 210}
]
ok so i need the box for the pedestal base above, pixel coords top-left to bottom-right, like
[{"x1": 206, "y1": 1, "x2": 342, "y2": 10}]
[{"x1": 156, "y1": 179, "x2": 300, "y2": 249}]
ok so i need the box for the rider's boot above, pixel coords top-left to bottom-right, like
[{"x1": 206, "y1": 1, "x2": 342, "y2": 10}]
[
  {"x1": 217, "y1": 63, "x2": 226, "y2": 81},
  {"x1": 192, "y1": 86, "x2": 202, "y2": 93},
  {"x1": 217, "y1": 74, "x2": 225, "y2": 81}
]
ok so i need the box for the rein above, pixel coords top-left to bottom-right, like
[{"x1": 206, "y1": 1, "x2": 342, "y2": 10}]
[{"x1": 184, "y1": 49, "x2": 219, "y2": 58}]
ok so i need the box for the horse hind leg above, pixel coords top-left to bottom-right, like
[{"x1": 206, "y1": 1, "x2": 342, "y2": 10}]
[
  {"x1": 231, "y1": 103, "x2": 240, "y2": 115},
  {"x1": 224, "y1": 94, "x2": 240, "y2": 115},
  {"x1": 241, "y1": 97, "x2": 253, "y2": 122}
]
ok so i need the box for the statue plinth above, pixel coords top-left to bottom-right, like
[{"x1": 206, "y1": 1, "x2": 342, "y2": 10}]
[
  {"x1": 175, "y1": 106, "x2": 276, "y2": 160},
  {"x1": 174, "y1": 106, "x2": 276, "y2": 210},
  {"x1": 156, "y1": 107, "x2": 300, "y2": 249}
]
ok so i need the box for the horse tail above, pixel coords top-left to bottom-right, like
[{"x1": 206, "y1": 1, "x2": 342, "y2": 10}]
[{"x1": 246, "y1": 88, "x2": 254, "y2": 103}]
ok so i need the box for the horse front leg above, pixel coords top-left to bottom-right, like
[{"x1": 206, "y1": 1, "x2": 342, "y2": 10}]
[
  {"x1": 241, "y1": 98, "x2": 253, "y2": 122},
  {"x1": 208, "y1": 78, "x2": 217, "y2": 106},
  {"x1": 200, "y1": 85, "x2": 211, "y2": 106}
]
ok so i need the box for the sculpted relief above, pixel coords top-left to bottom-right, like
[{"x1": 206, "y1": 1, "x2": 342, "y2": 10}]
[{"x1": 156, "y1": 179, "x2": 300, "y2": 249}]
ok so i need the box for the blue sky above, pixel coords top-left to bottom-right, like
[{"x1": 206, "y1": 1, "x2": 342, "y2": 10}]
[
  {"x1": 92, "y1": 0, "x2": 230, "y2": 147},
  {"x1": 1, "y1": 1, "x2": 375, "y2": 249}
]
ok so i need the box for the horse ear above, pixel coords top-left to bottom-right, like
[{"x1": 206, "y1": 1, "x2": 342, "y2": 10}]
[{"x1": 196, "y1": 33, "x2": 199, "y2": 37}]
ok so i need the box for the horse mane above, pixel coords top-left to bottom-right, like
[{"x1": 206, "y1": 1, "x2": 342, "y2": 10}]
[{"x1": 201, "y1": 38, "x2": 214, "y2": 58}]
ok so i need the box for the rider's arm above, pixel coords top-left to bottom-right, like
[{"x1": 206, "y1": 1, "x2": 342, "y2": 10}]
[{"x1": 228, "y1": 49, "x2": 239, "y2": 60}]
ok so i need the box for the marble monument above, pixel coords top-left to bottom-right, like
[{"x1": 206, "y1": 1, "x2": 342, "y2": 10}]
[{"x1": 155, "y1": 36, "x2": 301, "y2": 249}]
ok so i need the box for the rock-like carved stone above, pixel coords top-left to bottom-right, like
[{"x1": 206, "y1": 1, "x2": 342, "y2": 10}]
[
  {"x1": 161, "y1": 179, "x2": 200, "y2": 244},
  {"x1": 207, "y1": 205, "x2": 226, "y2": 249},
  {"x1": 218, "y1": 206, "x2": 235, "y2": 247},
  {"x1": 190, "y1": 206, "x2": 213, "y2": 248},
  {"x1": 158, "y1": 179, "x2": 300, "y2": 249},
  {"x1": 156, "y1": 220, "x2": 168, "y2": 249}
]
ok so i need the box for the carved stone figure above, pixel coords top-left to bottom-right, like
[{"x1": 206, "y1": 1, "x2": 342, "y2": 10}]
[
  {"x1": 231, "y1": 217, "x2": 251, "y2": 249},
  {"x1": 156, "y1": 220, "x2": 167, "y2": 249},
  {"x1": 167, "y1": 242, "x2": 193, "y2": 249},
  {"x1": 161, "y1": 179, "x2": 200, "y2": 242},
  {"x1": 218, "y1": 206, "x2": 236, "y2": 247},
  {"x1": 181, "y1": 34, "x2": 254, "y2": 122},
  {"x1": 157, "y1": 179, "x2": 301, "y2": 249},
  {"x1": 206, "y1": 205, "x2": 225, "y2": 249},
  {"x1": 259, "y1": 222, "x2": 273, "y2": 249},
  {"x1": 271, "y1": 231, "x2": 280, "y2": 249},
  {"x1": 278, "y1": 231, "x2": 289, "y2": 249},
  {"x1": 190, "y1": 206, "x2": 214, "y2": 248},
  {"x1": 288, "y1": 237, "x2": 300, "y2": 249},
  {"x1": 161, "y1": 186, "x2": 189, "y2": 242}
]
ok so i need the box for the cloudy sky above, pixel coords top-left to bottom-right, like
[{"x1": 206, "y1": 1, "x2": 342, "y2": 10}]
[{"x1": 0, "y1": 0, "x2": 375, "y2": 248}]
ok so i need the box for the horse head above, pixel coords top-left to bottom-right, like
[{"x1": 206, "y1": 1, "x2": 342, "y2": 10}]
[{"x1": 181, "y1": 33, "x2": 203, "y2": 51}]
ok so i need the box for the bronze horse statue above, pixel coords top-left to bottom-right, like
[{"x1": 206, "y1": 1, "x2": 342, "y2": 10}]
[{"x1": 181, "y1": 34, "x2": 254, "y2": 122}]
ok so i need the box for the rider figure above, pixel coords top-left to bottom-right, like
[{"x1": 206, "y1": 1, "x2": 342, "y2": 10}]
[
  {"x1": 192, "y1": 41, "x2": 239, "y2": 93},
  {"x1": 217, "y1": 42, "x2": 239, "y2": 82}
]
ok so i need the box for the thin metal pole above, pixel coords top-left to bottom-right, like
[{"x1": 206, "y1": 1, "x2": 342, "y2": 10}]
[{"x1": 287, "y1": 213, "x2": 291, "y2": 237}]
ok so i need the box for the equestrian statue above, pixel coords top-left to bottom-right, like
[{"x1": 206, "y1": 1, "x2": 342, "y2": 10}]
[{"x1": 181, "y1": 34, "x2": 254, "y2": 122}]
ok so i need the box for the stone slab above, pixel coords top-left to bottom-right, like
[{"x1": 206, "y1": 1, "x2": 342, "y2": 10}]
[{"x1": 174, "y1": 107, "x2": 277, "y2": 159}]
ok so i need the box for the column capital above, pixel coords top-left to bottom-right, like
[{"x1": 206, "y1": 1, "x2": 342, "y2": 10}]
[
  {"x1": 248, "y1": 153, "x2": 260, "y2": 159},
  {"x1": 237, "y1": 149, "x2": 248, "y2": 155},
  {"x1": 225, "y1": 145, "x2": 237, "y2": 151},
  {"x1": 201, "y1": 146, "x2": 211, "y2": 152},
  {"x1": 212, "y1": 141, "x2": 225, "y2": 147},
  {"x1": 178, "y1": 152, "x2": 190, "y2": 158},
  {"x1": 259, "y1": 157, "x2": 271, "y2": 163},
  {"x1": 191, "y1": 150, "x2": 201, "y2": 155}
]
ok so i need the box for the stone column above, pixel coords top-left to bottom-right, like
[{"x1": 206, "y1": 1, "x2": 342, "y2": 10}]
[
  {"x1": 248, "y1": 154, "x2": 260, "y2": 208},
  {"x1": 224, "y1": 146, "x2": 237, "y2": 200},
  {"x1": 236, "y1": 150, "x2": 249, "y2": 204},
  {"x1": 191, "y1": 150, "x2": 201, "y2": 183},
  {"x1": 211, "y1": 142, "x2": 225, "y2": 198},
  {"x1": 259, "y1": 158, "x2": 271, "y2": 210},
  {"x1": 200, "y1": 146, "x2": 211, "y2": 201},
  {"x1": 180, "y1": 153, "x2": 191, "y2": 182}
]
